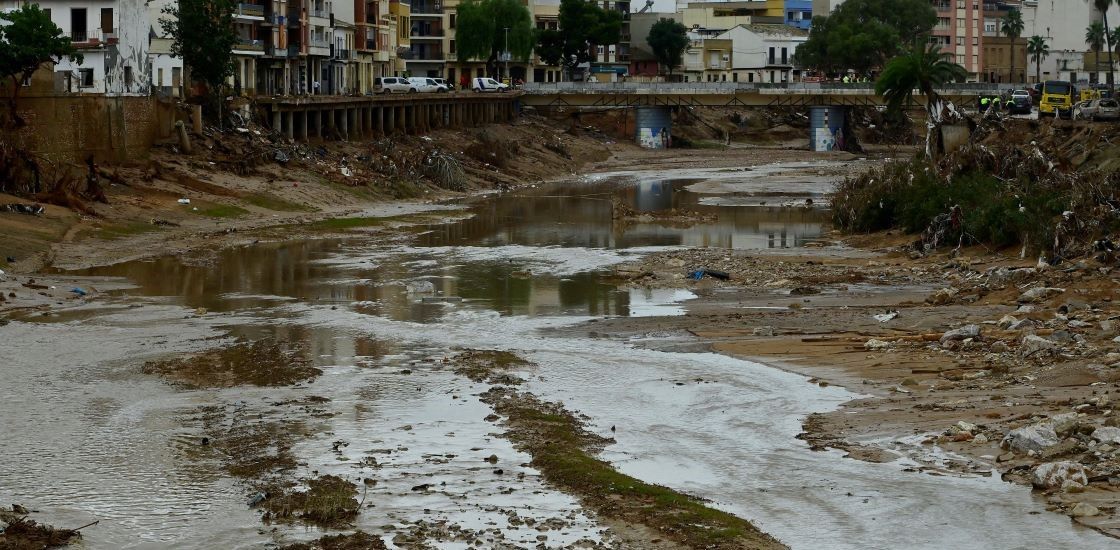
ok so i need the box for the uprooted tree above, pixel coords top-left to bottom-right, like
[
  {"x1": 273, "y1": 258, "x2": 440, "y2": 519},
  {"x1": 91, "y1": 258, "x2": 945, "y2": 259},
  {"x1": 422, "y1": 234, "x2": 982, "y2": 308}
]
[
  {"x1": 0, "y1": 4, "x2": 80, "y2": 128},
  {"x1": 160, "y1": 0, "x2": 237, "y2": 118}
]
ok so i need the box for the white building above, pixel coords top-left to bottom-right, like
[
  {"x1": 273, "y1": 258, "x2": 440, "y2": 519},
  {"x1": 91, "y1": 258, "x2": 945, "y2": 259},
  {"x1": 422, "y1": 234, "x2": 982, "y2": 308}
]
[
  {"x1": 1021, "y1": 0, "x2": 1120, "y2": 84},
  {"x1": 147, "y1": 0, "x2": 184, "y2": 97},
  {"x1": 3, "y1": 0, "x2": 156, "y2": 95},
  {"x1": 714, "y1": 23, "x2": 808, "y2": 83}
]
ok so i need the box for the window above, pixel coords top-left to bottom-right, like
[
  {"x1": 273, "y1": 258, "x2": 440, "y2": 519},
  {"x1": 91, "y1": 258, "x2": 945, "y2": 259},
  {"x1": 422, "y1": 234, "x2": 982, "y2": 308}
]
[
  {"x1": 449, "y1": 39, "x2": 455, "y2": 54},
  {"x1": 78, "y1": 68, "x2": 94, "y2": 87},
  {"x1": 956, "y1": 36, "x2": 963, "y2": 45},
  {"x1": 158, "y1": 68, "x2": 164, "y2": 86},
  {"x1": 124, "y1": 66, "x2": 133, "y2": 88},
  {"x1": 71, "y1": 8, "x2": 87, "y2": 41},
  {"x1": 781, "y1": 47, "x2": 787, "y2": 64},
  {"x1": 957, "y1": 0, "x2": 963, "y2": 7},
  {"x1": 101, "y1": 8, "x2": 113, "y2": 34},
  {"x1": 972, "y1": 37, "x2": 978, "y2": 45},
  {"x1": 768, "y1": 46, "x2": 775, "y2": 64},
  {"x1": 957, "y1": 17, "x2": 964, "y2": 29},
  {"x1": 449, "y1": 14, "x2": 455, "y2": 28}
]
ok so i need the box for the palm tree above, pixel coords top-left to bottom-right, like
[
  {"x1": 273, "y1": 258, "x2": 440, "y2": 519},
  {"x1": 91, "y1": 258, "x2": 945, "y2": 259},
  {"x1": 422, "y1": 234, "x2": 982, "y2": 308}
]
[
  {"x1": 1091, "y1": 0, "x2": 1115, "y2": 90},
  {"x1": 1027, "y1": 35, "x2": 1050, "y2": 84},
  {"x1": 1088, "y1": 21, "x2": 1106, "y2": 82},
  {"x1": 1001, "y1": 9, "x2": 1025, "y2": 82},
  {"x1": 876, "y1": 40, "x2": 967, "y2": 159}
]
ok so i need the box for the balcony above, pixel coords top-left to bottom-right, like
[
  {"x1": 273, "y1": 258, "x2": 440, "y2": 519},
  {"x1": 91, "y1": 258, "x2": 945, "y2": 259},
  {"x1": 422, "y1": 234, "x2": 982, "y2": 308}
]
[
  {"x1": 333, "y1": 48, "x2": 352, "y2": 60},
  {"x1": 267, "y1": 44, "x2": 290, "y2": 57},
  {"x1": 233, "y1": 39, "x2": 266, "y2": 54},
  {"x1": 310, "y1": 8, "x2": 328, "y2": 18},
  {"x1": 69, "y1": 29, "x2": 117, "y2": 47},
  {"x1": 411, "y1": 31, "x2": 444, "y2": 39},
  {"x1": 235, "y1": 3, "x2": 265, "y2": 19},
  {"x1": 309, "y1": 38, "x2": 330, "y2": 56},
  {"x1": 410, "y1": 2, "x2": 443, "y2": 15}
]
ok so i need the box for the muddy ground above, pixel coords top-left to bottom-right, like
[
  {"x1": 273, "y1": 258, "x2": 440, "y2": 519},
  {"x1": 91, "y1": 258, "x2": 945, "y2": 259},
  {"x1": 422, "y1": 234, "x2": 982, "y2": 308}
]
[
  {"x1": 7, "y1": 109, "x2": 1118, "y2": 546},
  {"x1": 578, "y1": 236, "x2": 1120, "y2": 539}
]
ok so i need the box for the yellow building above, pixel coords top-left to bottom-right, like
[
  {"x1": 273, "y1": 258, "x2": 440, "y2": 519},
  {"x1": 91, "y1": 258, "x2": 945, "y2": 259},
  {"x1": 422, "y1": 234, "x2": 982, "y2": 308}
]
[{"x1": 678, "y1": 1, "x2": 778, "y2": 31}]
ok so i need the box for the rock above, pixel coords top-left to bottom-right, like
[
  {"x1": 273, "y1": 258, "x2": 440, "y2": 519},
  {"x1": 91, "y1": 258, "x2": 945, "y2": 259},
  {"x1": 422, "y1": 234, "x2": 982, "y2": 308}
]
[
  {"x1": 864, "y1": 339, "x2": 892, "y2": 350},
  {"x1": 1018, "y1": 287, "x2": 1065, "y2": 303},
  {"x1": 1008, "y1": 318, "x2": 1038, "y2": 331},
  {"x1": 752, "y1": 326, "x2": 775, "y2": 337},
  {"x1": 1031, "y1": 461, "x2": 1088, "y2": 490},
  {"x1": 990, "y1": 341, "x2": 1010, "y2": 353},
  {"x1": 1019, "y1": 334, "x2": 1057, "y2": 357},
  {"x1": 789, "y1": 286, "x2": 820, "y2": 296},
  {"x1": 1070, "y1": 502, "x2": 1100, "y2": 517},
  {"x1": 940, "y1": 325, "x2": 981, "y2": 344},
  {"x1": 998, "y1": 315, "x2": 1019, "y2": 329},
  {"x1": 1100, "y1": 319, "x2": 1118, "y2": 335},
  {"x1": 997, "y1": 452, "x2": 1016, "y2": 462},
  {"x1": 956, "y1": 421, "x2": 979, "y2": 434},
  {"x1": 1068, "y1": 320, "x2": 1093, "y2": 329},
  {"x1": 1003, "y1": 423, "x2": 1060, "y2": 453},
  {"x1": 927, "y1": 287, "x2": 959, "y2": 305},
  {"x1": 1049, "y1": 330, "x2": 1074, "y2": 344},
  {"x1": 1038, "y1": 439, "x2": 1083, "y2": 460},
  {"x1": 973, "y1": 434, "x2": 989, "y2": 444},
  {"x1": 1092, "y1": 426, "x2": 1120, "y2": 445}
]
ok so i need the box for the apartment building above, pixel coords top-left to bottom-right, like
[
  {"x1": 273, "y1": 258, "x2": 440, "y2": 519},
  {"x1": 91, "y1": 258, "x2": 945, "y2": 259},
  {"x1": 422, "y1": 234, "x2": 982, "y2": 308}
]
[
  {"x1": 979, "y1": 0, "x2": 1025, "y2": 83},
  {"x1": 715, "y1": 22, "x2": 807, "y2": 82},
  {"x1": 4, "y1": 0, "x2": 154, "y2": 95}
]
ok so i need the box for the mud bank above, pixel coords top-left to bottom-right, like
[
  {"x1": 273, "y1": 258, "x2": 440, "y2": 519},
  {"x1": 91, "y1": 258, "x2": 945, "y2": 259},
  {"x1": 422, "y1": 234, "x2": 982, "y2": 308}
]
[{"x1": 590, "y1": 242, "x2": 1120, "y2": 540}]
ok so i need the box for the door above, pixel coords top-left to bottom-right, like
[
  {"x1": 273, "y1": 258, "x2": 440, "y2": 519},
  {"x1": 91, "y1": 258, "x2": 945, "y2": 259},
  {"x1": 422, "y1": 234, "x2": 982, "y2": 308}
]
[
  {"x1": 101, "y1": 8, "x2": 113, "y2": 34},
  {"x1": 71, "y1": 8, "x2": 87, "y2": 41}
]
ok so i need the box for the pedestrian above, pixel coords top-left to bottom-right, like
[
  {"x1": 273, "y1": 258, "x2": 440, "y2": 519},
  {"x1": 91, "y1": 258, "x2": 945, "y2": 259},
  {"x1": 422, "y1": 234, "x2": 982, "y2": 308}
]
[
  {"x1": 313, "y1": 80, "x2": 320, "y2": 94},
  {"x1": 842, "y1": 74, "x2": 850, "y2": 84}
]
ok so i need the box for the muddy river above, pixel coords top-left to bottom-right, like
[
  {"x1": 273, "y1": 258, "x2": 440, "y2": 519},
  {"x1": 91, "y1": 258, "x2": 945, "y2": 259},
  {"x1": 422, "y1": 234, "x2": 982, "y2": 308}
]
[{"x1": 2, "y1": 163, "x2": 1114, "y2": 549}]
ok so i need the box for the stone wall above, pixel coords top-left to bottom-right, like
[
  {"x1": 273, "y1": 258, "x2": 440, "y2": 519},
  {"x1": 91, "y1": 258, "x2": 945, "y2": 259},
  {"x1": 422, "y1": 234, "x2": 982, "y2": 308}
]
[{"x1": 6, "y1": 94, "x2": 180, "y2": 164}]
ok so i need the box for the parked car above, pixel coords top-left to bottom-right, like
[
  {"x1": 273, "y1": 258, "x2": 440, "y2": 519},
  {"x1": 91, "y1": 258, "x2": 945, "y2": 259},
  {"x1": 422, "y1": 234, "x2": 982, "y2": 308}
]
[
  {"x1": 1074, "y1": 98, "x2": 1120, "y2": 121},
  {"x1": 471, "y1": 77, "x2": 509, "y2": 92},
  {"x1": 407, "y1": 77, "x2": 441, "y2": 93},
  {"x1": 374, "y1": 76, "x2": 412, "y2": 94},
  {"x1": 1007, "y1": 89, "x2": 1032, "y2": 114},
  {"x1": 432, "y1": 78, "x2": 454, "y2": 91}
]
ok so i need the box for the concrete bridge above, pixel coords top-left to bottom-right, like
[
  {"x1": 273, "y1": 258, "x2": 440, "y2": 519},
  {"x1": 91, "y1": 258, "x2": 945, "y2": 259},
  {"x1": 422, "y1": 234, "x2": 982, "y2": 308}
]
[
  {"x1": 259, "y1": 94, "x2": 519, "y2": 141},
  {"x1": 520, "y1": 82, "x2": 1002, "y2": 150}
]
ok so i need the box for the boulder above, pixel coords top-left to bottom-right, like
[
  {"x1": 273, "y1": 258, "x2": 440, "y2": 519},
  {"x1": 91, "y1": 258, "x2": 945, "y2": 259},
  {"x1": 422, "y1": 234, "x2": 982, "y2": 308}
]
[
  {"x1": 940, "y1": 324, "x2": 981, "y2": 344},
  {"x1": 1031, "y1": 461, "x2": 1088, "y2": 490},
  {"x1": 1018, "y1": 287, "x2": 1065, "y2": 303},
  {"x1": 1003, "y1": 423, "x2": 1060, "y2": 453},
  {"x1": 1070, "y1": 502, "x2": 1100, "y2": 517},
  {"x1": 1049, "y1": 330, "x2": 1074, "y2": 344},
  {"x1": 1019, "y1": 334, "x2": 1057, "y2": 357},
  {"x1": 1091, "y1": 426, "x2": 1120, "y2": 445},
  {"x1": 956, "y1": 420, "x2": 979, "y2": 434},
  {"x1": 927, "y1": 287, "x2": 959, "y2": 305},
  {"x1": 864, "y1": 339, "x2": 892, "y2": 350},
  {"x1": 1100, "y1": 319, "x2": 1118, "y2": 335},
  {"x1": 997, "y1": 315, "x2": 1019, "y2": 329},
  {"x1": 1008, "y1": 318, "x2": 1038, "y2": 331}
]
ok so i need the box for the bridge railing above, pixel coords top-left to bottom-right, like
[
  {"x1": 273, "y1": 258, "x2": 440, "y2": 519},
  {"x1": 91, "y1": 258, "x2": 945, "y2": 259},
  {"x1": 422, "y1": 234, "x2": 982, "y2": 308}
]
[{"x1": 521, "y1": 82, "x2": 1002, "y2": 95}]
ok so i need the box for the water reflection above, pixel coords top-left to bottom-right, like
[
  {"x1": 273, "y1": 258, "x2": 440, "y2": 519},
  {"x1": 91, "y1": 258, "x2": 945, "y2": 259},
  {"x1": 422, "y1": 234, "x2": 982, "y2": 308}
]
[{"x1": 76, "y1": 173, "x2": 828, "y2": 322}]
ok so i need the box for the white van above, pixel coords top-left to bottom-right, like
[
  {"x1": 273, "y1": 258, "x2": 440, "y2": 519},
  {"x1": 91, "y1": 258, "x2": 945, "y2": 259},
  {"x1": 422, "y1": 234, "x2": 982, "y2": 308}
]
[
  {"x1": 471, "y1": 77, "x2": 509, "y2": 92},
  {"x1": 408, "y1": 77, "x2": 442, "y2": 93},
  {"x1": 374, "y1": 77, "x2": 413, "y2": 94}
]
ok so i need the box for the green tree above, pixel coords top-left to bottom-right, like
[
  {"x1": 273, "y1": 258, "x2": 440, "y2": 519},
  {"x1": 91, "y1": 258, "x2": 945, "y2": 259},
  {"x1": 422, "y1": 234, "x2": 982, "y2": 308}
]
[
  {"x1": 646, "y1": 18, "x2": 688, "y2": 76},
  {"x1": 455, "y1": 0, "x2": 535, "y2": 79},
  {"x1": 1087, "y1": 21, "x2": 1106, "y2": 80},
  {"x1": 160, "y1": 0, "x2": 237, "y2": 109},
  {"x1": 537, "y1": 0, "x2": 623, "y2": 79},
  {"x1": 1089, "y1": 0, "x2": 1115, "y2": 89},
  {"x1": 1112, "y1": 26, "x2": 1120, "y2": 55},
  {"x1": 0, "y1": 4, "x2": 80, "y2": 127},
  {"x1": 875, "y1": 40, "x2": 967, "y2": 159},
  {"x1": 792, "y1": 0, "x2": 937, "y2": 75},
  {"x1": 1000, "y1": 9, "x2": 1024, "y2": 82},
  {"x1": 1027, "y1": 35, "x2": 1049, "y2": 84}
]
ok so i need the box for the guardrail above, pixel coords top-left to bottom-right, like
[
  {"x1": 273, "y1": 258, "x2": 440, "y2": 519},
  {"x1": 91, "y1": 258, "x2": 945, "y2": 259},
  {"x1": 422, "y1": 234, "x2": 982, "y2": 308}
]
[{"x1": 521, "y1": 82, "x2": 1004, "y2": 94}]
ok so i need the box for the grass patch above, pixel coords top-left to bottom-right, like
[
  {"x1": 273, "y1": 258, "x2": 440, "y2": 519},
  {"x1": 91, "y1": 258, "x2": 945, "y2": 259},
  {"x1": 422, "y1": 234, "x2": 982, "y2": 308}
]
[
  {"x1": 278, "y1": 531, "x2": 387, "y2": 550},
  {"x1": 193, "y1": 203, "x2": 250, "y2": 218},
  {"x1": 142, "y1": 339, "x2": 320, "y2": 389},
  {"x1": 453, "y1": 349, "x2": 529, "y2": 384},
  {"x1": 261, "y1": 475, "x2": 360, "y2": 528},
  {"x1": 476, "y1": 367, "x2": 784, "y2": 549},
  {"x1": 0, "y1": 510, "x2": 82, "y2": 548},
  {"x1": 244, "y1": 193, "x2": 315, "y2": 213},
  {"x1": 96, "y1": 221, "x2": 160, "y2": 240}
]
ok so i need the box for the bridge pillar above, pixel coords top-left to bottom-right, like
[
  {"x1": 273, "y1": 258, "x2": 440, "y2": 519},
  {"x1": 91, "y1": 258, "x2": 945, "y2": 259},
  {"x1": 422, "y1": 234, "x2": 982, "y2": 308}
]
[
  {"x1": 298, "y1": 110, "x2": 308, "y2": 141},
  {"x1": 634, "y1": 106, "x2": 672, "y2": 149},
  {"x1": 387, "y1": 106, "x2": 395, "y2": 134},
  {"x1": 809, "y1": 106, "x2": 847, "y2": 152},
  {"x1": 284, "y1": 111, "x2": 294, "y2": 140},
  {"x1": 272, "y1": 110, "x2": 282, "y2": 134}
]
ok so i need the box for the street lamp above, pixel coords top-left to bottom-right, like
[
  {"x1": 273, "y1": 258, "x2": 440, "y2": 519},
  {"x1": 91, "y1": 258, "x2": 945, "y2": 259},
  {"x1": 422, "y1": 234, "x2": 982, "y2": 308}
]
[{"x1": 504, "y1": 27, "x2": 510, "y2": 82}]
